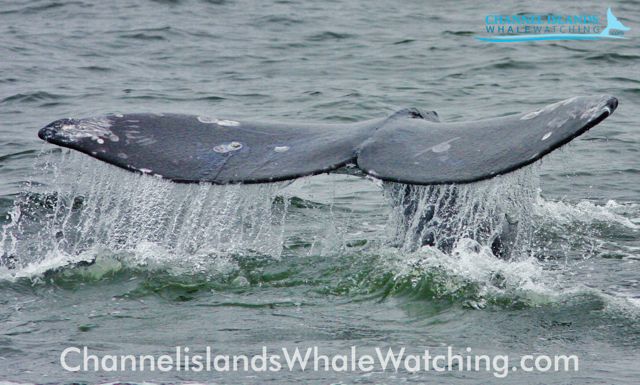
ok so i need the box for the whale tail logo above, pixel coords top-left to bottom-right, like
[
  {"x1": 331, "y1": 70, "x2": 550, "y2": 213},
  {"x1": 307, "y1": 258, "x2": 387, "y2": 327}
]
[{"x1": 601, "y1": 8, "x2": 630, "y2": 36}]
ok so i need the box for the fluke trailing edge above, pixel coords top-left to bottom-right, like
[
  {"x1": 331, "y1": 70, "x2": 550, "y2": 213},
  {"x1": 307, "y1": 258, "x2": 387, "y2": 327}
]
[{"x1": 38, "y1": 95, "x2": 618, "y2": 185}]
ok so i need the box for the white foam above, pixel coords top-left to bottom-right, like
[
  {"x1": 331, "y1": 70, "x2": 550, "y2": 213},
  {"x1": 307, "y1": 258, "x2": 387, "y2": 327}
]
[{"x1": 535, "y1": 198, "x2": 639, "y2": 230}]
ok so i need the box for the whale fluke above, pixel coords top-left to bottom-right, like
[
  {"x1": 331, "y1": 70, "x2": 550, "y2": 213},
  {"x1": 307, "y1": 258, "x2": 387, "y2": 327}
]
[{"x1": 38, "y1": 95, "x2": 618, "y2": 185}]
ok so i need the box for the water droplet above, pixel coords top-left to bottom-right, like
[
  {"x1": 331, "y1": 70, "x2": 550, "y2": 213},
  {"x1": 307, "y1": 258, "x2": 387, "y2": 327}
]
[{"x1": 274, "y1": 146, "x2": 289, "y2": 153}]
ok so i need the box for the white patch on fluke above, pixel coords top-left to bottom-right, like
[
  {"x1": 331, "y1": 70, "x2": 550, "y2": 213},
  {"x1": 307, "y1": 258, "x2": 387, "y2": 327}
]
[
  {"x1": 561, "y1": 96, "x2": 578, "y2": 106},
  {"x1": 416, "y1": 137, "x2": 461, "y2": 156},
  {"x1": 197, "y1": 116, "x2": 240, "y2": 127},
  {"x1": 59, "y1": 118, "x2": 119, "y2": 143},
  {"x1": 542, "y1": 100, "x2": 563, "y2": 112},
  {"x1": 521, "y1": 109, "x2": 543, "y2": 120},
  {"x1": 580, "y1": 96, "x2": 613, "y2": 121},
  {"x1": 214, "y1": 141, "x2": 243, "y2": 153},
  {"x1": 217, "y1": 119, "x2": 240, "y2": 127},
  {"x1": 274, "y1": 146, "x2": 289, "y2": 153},
  {"x1": 197, "y1": 116, "x2": 217, "y2": 124},
  {"x1": 547, "y1": 116, "x2": 569, "y2": 129}
]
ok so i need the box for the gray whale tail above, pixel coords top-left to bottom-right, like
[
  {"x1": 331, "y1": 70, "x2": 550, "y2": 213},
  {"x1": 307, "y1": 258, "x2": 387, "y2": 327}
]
[
  {"x1": 37, "y1": 95, "x2": 618, "y2": 259},
  {"x1": 38, "y1": 95, "x2": 618, "y2": 186}
]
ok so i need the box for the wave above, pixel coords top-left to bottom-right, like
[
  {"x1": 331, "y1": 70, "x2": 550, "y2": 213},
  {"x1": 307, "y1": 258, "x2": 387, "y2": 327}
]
[
  {"x1": 1, "y1": 91, "x2": 68, "y2": 105},
  {"x1": 307, "y1": 31, "x2": 355, "y2": 41}
]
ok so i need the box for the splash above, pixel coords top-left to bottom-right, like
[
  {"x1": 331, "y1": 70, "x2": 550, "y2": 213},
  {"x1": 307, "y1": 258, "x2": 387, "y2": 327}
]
[
  {"x1": 1, "y1": 151, "x2": 289, "y2": 275},
  {"x1": 373, "y1": 168, "x2": 639, "y2": 308},
  {"x1": 535, "y1": 198, "x2": 639, "y2": 230},
  {"x1": 1, "y1": 148, "x2": 636, "y2": 309},
  {"x1": 376, "y1": 242, "x2": 551, "y2": 308},
  {"x1": 383, "y1": 167, "x2": 540, "y2": 258}
]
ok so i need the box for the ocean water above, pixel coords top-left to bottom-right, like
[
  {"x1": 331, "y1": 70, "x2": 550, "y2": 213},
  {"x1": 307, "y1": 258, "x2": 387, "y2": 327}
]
[{"x1": 1, "y1": 0, "x2": 639, "y2": 383}]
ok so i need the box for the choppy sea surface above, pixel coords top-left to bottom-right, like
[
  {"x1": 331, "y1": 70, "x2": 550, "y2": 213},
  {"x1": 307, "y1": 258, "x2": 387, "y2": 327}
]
[{"x1": 1, "y1": 0, "x2": 639, "y2": 383}]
